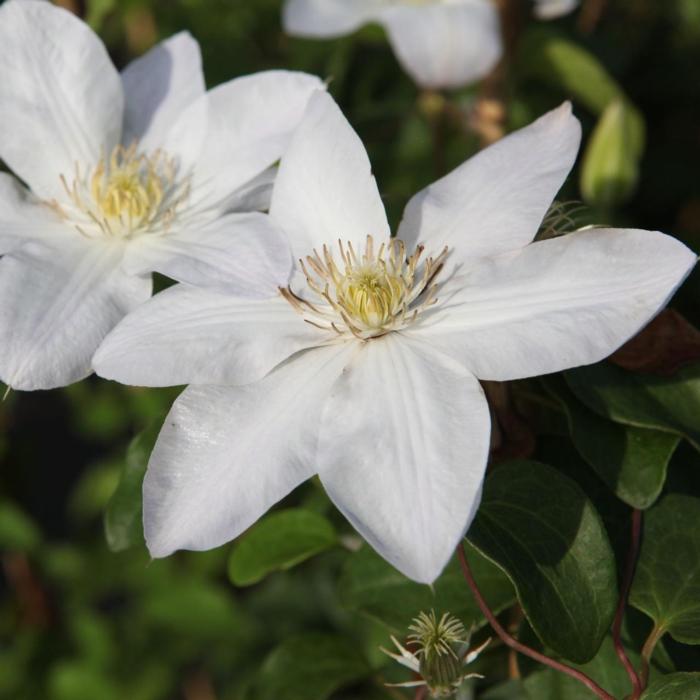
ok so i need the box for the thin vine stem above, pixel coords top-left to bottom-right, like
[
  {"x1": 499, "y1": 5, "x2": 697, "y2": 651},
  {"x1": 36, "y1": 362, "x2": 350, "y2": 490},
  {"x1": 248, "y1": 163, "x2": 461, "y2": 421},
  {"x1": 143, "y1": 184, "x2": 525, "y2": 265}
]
[
  {"x1": 612, "y1": 508, "x2": 643, "y2": 698},
  {"x1": 413, "y1": 687, "x2": 427, "y2": 700},
  {"x1": 640, "y1": 624, "x2": 666, "y2": 688},
  {"x1": 457, "y1": 543, "x2": 616, "y2": 700}
]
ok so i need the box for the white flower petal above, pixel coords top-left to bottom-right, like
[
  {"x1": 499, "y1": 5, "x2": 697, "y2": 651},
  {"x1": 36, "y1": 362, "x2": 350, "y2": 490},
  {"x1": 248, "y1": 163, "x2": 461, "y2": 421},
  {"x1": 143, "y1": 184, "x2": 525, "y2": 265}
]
[
  {"x1": 317, "y1": 334, "x2": 490, "y2": 584},
  {"x1": 123, "y1": 212, "x2": 292, "y2": 296},
  {"x1": 398, "y1": 102, "x2": 581, "y2": 269},
  {"x1": 270, "y1": 91, "x2": 390, "y2": 262},
  {"x1": 94, "y1": 286, "x2": 326, "y2": 387},
  {"x1": 0, "y1": 238, "x2": 151, "y2": 390},
  {"x1": 185, "y1": 71, "x2": 326, "y2": 216},
  {"x1": 407, "y1": 228, "x2": 697, "y2": 381},
  {"x1": 534, "y1": 0, "x2": 579, "y2": 20},
  {"x1": 0, "y1": 173, "x2": 68, "y2": 253},
  {"x1": 0, "y1": 0, "x2": 123, "y2": 200},
  {"x1": 121, "y1": 32, "x2": 205, "y2": 151},
  {"x1": 283, "y1": 0, "x2": 385, "y2": 37},
  {"x1": 378, "y1": 0, "x2": 502, "y2": 89},
  {"x1": 144, "y1": 342, "x2": 355, "y2": 558},
  {"x1": 225, "y1": 165, "x2": 278, "y2": 213}
]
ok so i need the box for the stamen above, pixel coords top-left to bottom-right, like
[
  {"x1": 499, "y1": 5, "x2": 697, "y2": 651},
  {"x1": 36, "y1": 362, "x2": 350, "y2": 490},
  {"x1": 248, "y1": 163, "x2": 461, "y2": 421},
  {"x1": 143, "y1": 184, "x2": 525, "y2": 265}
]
[
  {"x1": 281, "y1": 235, "x2": 448, "y2": 340},
  {"x1": 53, "y1": 143, "x2": 189, "y2": 240}
]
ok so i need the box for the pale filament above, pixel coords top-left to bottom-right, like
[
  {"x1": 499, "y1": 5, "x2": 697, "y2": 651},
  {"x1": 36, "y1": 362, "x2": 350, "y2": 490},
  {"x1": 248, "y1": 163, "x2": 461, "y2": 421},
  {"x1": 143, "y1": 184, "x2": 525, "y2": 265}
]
[
  {"x1": 53, "y1": 143, "x2": 190, "y2": 240},
  {"x1": 281, "y1": 235, "x2": 448, "y2": 340}
]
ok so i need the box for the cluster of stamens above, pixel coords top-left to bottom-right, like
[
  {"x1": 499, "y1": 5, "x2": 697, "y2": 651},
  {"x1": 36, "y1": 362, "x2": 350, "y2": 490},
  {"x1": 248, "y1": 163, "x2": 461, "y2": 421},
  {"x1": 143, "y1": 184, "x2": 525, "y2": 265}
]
[
  {"x1": 280, "y1": 235, "x2": 448, "y2": 340},
  {"x1": 54, "y1": 143, "x2": 190, "y2": 239}
]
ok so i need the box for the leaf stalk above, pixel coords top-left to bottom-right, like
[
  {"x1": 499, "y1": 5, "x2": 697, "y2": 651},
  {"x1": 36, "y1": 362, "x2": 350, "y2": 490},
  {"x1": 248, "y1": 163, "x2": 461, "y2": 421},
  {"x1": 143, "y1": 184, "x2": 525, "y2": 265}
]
[{"x1": 457, "y1": 543, "x2": 616, "y2": 700}]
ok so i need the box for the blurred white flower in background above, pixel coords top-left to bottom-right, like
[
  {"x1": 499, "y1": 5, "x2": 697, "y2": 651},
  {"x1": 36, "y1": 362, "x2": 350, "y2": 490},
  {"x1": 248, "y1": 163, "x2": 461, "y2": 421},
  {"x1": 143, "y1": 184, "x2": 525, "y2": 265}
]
[
  {"x1": 0, "y1": 0, "x2": 323, "y2": 390},
  {"x1": 283, "y1": 0, "x2": 579, "y2": 90},
  {"x1": 95, "y1": 92, "x2": 695, "y2": 584},
  {"x1": 534, "y1": 0, "x2": 579, "y2": 20}
]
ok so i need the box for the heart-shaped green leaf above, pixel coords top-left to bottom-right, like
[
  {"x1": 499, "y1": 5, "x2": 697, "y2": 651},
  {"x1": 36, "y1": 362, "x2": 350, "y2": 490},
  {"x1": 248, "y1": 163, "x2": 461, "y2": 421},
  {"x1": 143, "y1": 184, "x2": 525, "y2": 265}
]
[
  {"x1": 565, "y1": 362, "x2": 700, "y2": 450},
  {"x1": 228, "y1": 509, "x2": 337, "y2": 587},
  {"x1": 255, "y1": 633, "x2": 369, "y2": 700},
  {"x1": 543, "y1": 375, "x2": 678, "y2": 509},
  {"x1": 630, "y1": 493, "x2": 700, "y2": 644},
  {"x1": 467, "y1": 461, "x2": 617, "y2": 663},
  {"x1": 641, "y1": 673, "x2": 700, "y2": 699},
  {"x1": 339, "y1": 542, "x2": 515, "y2": 632}
]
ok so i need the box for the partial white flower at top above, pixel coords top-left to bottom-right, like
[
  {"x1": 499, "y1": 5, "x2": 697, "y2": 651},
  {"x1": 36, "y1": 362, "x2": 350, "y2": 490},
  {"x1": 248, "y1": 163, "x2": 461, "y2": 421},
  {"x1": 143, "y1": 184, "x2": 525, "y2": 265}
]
[
  {"x1": 282, "y1": 0, "x2": 580, "y2": 90},
  {"x1": 534, "y1": 0, "x2": 579, "y2": 20},
  {"x1": 94, "y1": 92, "x2": 696, "y2": 584},
  {"x1": 0, "y1": 0, "x2": 324, "y2": 390},
  {"x1": 283, "y1": 0, "x2": 503, "y2": 90}
]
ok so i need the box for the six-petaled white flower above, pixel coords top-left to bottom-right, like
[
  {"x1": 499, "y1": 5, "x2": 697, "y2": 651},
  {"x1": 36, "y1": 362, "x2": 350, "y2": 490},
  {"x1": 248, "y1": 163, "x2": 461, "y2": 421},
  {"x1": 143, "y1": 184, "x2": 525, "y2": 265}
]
[
  {"x1": 94, "y1": 91, "x2": 696, "y2": 583},
  {"x1": 282, "y1": 0, "x2": 580, "y2": 90},
  {"x1": 0, "y1": 0, "x2": 323, "y2": 390}
]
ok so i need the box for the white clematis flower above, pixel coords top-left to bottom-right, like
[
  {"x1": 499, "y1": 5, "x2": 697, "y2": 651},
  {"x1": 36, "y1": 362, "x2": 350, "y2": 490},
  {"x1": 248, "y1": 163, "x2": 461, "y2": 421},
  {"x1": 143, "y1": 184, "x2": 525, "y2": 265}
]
[
  {"x1": 0, "y1": 0, "x2": 324, "y2": 390},
  {"x1": 283, "y1": 0, "x2": 503, "y2": 90},
  {"x1": 282, "y1": 0, "x2": 580, "y2": 90},
  {"x1": 94, "y1": 92, "x2": 696, "y2": 584}
]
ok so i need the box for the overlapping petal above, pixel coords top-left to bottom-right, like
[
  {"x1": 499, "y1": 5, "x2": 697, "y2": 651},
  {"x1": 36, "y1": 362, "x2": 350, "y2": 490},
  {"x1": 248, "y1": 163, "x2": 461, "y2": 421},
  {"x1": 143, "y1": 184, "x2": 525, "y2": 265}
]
[
  {"x1": 121, "y1": 32, "x2": 205, "y2": 151},
  {"x1": 379, "y1": 0, "x2": 502, "y2": 89},
  {"x1": 0, "y1": 0, "x2": 123, "y2": 201},
  {"x1": 317, "y1": 334, "x2": 491, "y2": 584},
  {"x1": 185, "y1": 71, "x2": 326, "y2": 215},
  {"x1": 0, "y1": 174, "x2": 68, "y2": 253},
  {"x1": 407, "y1": 228, "x2": 697, "y2": 381},
  {"x1": 122, "y1": 212, "x2": 292, "y2": 296},
  {"x1": 143, "y1": 343, "x2": 355, "y2": 558},
  {"x1": 0, "y1": 238, "x2": 151, "y2": 391},
  {"x1": 398, "y1": 102, "x2": 581, "y2": 269},
  {"x1": 270, "y1": 90, "x2": 389, "y2": 262},
  {"x1": 94, "y1": 287, "x2": 326, "y2": 388}
]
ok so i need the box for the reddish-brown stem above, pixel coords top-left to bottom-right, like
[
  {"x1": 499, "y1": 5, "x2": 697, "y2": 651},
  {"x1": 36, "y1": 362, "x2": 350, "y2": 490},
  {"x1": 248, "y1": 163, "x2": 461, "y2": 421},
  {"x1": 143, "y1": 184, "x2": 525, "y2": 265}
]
[
  {"x1": 414, "y1": 686, "x2": 428, "y2": 700},
  {"x1": 457, "y1": 544, "x2": 616, "y2": 700},
  {"x1": 612, "y1": 508, "x2": 643, "y2": 699}
]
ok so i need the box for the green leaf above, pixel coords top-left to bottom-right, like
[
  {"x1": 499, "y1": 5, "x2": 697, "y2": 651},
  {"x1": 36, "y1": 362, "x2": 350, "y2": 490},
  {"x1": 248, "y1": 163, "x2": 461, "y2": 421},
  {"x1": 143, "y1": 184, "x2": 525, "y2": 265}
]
[
  {"x1": 641, "y1": 673, "x2": 700, "y2": 699},
  {"x1": 339, "y1": 542, "x2": 515, "y2": 633},
  {"x1": 565, "y1": 362, "x2": 700, "y2": 451},
  {"x1": 517, "y1": 28, "x2": 623, "y2": 115},
  {"x1": 86, "y1": 0, "x2": 116, "y2": 31},
  {"x1": 255, "y1": 633, "x2": 369, "y2": 700},
  {"x1": 48, "y1": 662, "x2": 119, "y2": 700},
  {"x1": 0, "y1": 500, "x2": 40, "y2": 552},
  {"x1": 228, "y1": 509, "x2": 338, "y2": 587},
  {"x1": 467, "y1": 461, "x2": 617, "y2": 663},
  {"x1": 630, "y1": 493, "x2": 700, "y2": 644},
  {"x1": 524, "y1": 636, "x2": 639, "y2": 700},
  {"x1": 104, "y1": 423, "x2": 160, "y2": 552},
  {"x1": 543, "y1": 376, "x2": 678, "y2": 509},
  {"x1": 581, "y1": 98, "x2": 646, "y2": 209},
  {"x1": 141, "y1": 579, "x2": 254, "y2": 641}
]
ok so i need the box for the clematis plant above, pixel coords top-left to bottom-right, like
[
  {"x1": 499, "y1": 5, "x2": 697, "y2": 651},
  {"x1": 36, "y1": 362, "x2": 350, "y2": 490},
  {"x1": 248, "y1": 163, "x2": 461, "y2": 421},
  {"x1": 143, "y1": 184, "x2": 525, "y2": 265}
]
[
  {"x1": 0, "y1": 0, "x2": 323, "y2": 390},
  {"x1": 94, "y1": 92, "x2": 696, "y2": 584},
  {"x1": 283, "y1": 0, "x2": 579, "y2": 90}
]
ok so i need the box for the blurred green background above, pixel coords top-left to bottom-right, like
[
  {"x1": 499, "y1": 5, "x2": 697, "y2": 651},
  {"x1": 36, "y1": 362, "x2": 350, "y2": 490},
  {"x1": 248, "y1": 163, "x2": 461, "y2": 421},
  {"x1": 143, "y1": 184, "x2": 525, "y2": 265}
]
[{"x1": 1, "y1": 1, "x2": 700, "y2": 698}]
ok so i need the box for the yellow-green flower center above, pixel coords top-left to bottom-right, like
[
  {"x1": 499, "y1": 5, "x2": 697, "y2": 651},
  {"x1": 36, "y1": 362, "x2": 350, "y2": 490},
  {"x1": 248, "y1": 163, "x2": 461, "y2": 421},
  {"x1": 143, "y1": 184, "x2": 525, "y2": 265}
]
[
  {"x1": 55, "y1": 144, "x2": 189, "y2": 239},
  {"x1": 281, "y1": 235, "x2": 447, "y2": 340}
]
